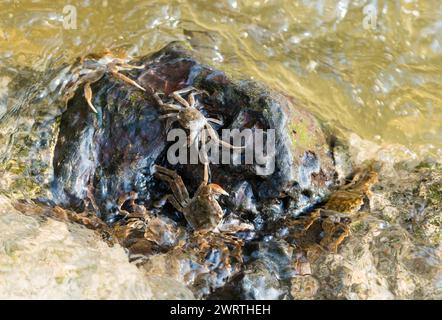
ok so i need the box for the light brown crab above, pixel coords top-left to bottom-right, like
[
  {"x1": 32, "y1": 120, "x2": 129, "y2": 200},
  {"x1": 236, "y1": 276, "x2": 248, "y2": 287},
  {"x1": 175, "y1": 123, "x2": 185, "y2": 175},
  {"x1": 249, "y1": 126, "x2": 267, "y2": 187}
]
[
  {"x1": 64, "y1": 49, "x2": 147, "y2": 113},
  {"x1": 284, "y1": 168, "x2": 379, "y2": 260},
  {"x1": 324, "y1": 169, "x2": 378, "y2": 213},
  {"x1": 153, "y1": 87, "x2": 243, "y2": 150},
  {"x1": 153, "y1": 163, "x2": 228, "y2": 232}
]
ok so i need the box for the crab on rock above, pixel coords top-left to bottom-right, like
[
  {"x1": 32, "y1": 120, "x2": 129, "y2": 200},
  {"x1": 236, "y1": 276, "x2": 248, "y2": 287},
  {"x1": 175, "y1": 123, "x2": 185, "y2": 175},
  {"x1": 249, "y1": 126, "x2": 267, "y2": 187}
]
[
  {"x1": 153, "y1": 163, "x2": 228, "y2": 232},
  {"x1": 64, "y1": 50, "x2": 147, "y2": 113},
  {"x1": 153, "y1": 87, "x2": 244, "y2": 150}
]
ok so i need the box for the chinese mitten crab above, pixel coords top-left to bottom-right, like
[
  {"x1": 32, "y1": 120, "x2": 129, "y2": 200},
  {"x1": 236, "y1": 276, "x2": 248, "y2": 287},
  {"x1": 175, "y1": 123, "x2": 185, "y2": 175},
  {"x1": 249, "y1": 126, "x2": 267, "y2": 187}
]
[
  {"x1": 63, "y1": 49, "x2": 147, "y2": 113},
  {"x1": 153, "y1": 87, "x2": 244, "y2": 150},
  {"x1": 153, "y1": 163, "x2": 228, "y2": 232}
]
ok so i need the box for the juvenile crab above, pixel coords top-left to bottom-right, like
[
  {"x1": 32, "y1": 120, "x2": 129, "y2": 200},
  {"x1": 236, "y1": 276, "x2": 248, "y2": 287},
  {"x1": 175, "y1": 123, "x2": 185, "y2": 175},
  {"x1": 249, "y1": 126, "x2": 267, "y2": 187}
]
[
  {"x1": 153, "y1": 87, "x2": 243, "y2": 150},
  {"x1": 153, "y1": 163, "x2": 228, "y2": 232},
  {"x1": 63, "y1": 49, "x2": 147, "y2": 113}
]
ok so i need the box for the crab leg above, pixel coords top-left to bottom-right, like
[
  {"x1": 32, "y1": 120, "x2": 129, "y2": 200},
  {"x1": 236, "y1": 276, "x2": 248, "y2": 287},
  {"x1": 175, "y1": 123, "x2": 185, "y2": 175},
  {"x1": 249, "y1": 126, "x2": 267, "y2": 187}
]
[
  {"x1": 83, "y1": 82, "x2": 98, "y2": 113},
  {"x1": 188, "y1": 92, "x2": 197, "y2": 108},
  {"x1": 154, "y1": 171, "x2": 188, "y2": 206},
  {"x1": 207, "y1": 118, "x2": 223, "y2": 126},
  {"x1": 158, "y1": 113, "x2": 179, "y2": 131},
  {"x1": 203, "y1": 162, "x2": 209, "y2": 185},
  {"x1": 172, "y1": 91, "x2": 191, "y2": 108},
  {"x1": 206, "y1": 124, "x2": 245, "y2": 149},
  {"x1": 118, "y1": 63, "x2": 145, "y2": 70},
  {"x1": 188, "y1": 90, "x2": 208, "y2": 108},
  {"x1": 189, "y1": 128, "x2": 199, "y2": 148},
  {"x1": 153, "y1": 93, "x2": 182, "y2": 111},
  {"x1": 166, "y1": 194, "x2": 185, "y2": 212},
  {"x1": 158, "y1": 113, "x2": 178, "y2": 119},
  {"x1": 110, "y1": 69, "x2": 146, "y2": 92},
  {"x1": 153, "y1": 165, "x2": 190, "y2": 206},
  {"x1": 172, "y1": 86, "x2": 197, "y2": 95},
  {"x1": 173, "y1": 86, "x2": 208, "y2": 97},
  {"x1": 171, "y1": 87, "x2": 208, "y2": 108},
  {"x1": 200, "y1": 129, "x2": 209, "y2": 185}
]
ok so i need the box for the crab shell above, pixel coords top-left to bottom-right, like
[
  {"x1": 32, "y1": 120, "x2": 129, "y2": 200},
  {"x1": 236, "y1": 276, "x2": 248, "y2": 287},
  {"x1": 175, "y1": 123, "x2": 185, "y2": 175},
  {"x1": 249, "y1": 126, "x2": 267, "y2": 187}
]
[{"x1": 184, "y1": 184, "x2": 228, "y2": 231}]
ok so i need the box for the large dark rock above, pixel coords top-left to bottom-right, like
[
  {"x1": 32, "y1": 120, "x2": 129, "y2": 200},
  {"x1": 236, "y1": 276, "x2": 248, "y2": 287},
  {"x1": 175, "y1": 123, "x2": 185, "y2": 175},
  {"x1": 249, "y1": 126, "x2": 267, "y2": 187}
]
[{"x1": 52, "y1": 42, "x2": 336, "y2": 224}]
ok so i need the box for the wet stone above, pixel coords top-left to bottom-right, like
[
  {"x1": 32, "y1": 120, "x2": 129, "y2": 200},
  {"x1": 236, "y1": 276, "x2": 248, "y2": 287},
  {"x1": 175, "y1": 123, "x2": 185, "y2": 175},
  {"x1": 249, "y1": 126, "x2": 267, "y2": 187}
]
[
  {"x1": 290, "y1": 275, "x2": 320, "y2": 300},
  {"x1": 241, "y1": 260, "x2": 285, "y2": 300}
]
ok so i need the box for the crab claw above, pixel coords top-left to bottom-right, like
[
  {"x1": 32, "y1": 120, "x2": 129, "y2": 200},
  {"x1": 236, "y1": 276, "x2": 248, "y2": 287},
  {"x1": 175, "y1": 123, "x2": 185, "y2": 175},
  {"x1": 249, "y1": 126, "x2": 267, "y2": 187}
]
[
  {"x1": 208, "y1": 184, "x2": 229, "y2": 196},
  {"x1": 152, "y1": 164, "x2": 161, "y2": 174}
]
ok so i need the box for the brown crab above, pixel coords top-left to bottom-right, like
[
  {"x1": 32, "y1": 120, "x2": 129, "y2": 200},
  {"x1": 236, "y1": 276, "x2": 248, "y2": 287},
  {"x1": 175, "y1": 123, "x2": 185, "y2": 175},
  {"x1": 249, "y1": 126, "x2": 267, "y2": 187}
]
[
  {"x1": 283, "y1": 168, "x2": 379, "y2": 260},
  {"x1": 64, "y1": 49, "x2": 147, "y2": 113},
  {"x1": 153, "y1": 163, "x2": 228, "y2": 232},
  {"x1": 153, "y1": 87, "x2": 243, "y2": 150},
  {"x1": 324, "y1": 169, "x2": 378, "y2": 213}
]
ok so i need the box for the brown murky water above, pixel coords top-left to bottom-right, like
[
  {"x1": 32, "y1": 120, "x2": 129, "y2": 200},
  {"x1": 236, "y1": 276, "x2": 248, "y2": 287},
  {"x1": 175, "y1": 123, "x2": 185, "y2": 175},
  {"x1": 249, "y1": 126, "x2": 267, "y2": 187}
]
[
  {"x1": 1, "y1": 0, "x2": 442, "y2": 155},
  {"x1": 0, "y1": 0, "x2": 441, "y2": 299}
]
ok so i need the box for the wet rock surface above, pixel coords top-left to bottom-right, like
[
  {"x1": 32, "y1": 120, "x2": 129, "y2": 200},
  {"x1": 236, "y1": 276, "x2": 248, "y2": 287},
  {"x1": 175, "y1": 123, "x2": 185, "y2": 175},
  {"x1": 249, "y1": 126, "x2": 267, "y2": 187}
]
[
  {"x1": 371, "y1": 163, "x2": 442, "y2": 247},
  {"x1": 299, "y1": 152, "x2": 442, "y2": 299}
]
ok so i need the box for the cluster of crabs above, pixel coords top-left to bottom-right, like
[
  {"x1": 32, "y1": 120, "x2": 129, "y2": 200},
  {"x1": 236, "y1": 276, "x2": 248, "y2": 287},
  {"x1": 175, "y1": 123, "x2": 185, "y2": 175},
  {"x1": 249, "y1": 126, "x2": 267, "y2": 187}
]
[
  {"x1": 55, "y1": 50, "x2": 380, "y2": 297},
  {"x1": 63, "y1": 50, "x2": 245, "y2": 233},
  {"x1": 60, "y1": 50, "x2": 253, "y2": 281}
]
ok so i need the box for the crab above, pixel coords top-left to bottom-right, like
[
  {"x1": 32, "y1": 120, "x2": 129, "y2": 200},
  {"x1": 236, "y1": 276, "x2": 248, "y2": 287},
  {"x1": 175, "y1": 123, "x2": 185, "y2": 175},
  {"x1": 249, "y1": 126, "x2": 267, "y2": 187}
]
[
  {"x1": 63, "y1": 49, "x2": 147, "y2": 113},
  {"x1": 153, "y1": 163, "x2": 228, "y2": 232},
  {"x1": 282, "y1": 168, "x2": 379, "y2": 261},
  {"x1": 153, "y1": 87, "x2": 243, "y2": 150},
  {"x1": 110, "y1": 183, "x2": 248, "y2": 273},
  {"x1": 300, "y1": 209, "x2": 351, "y2": 252},
  {"x1": 324, "y1": 169, "x2": 378, "y2": 213}
]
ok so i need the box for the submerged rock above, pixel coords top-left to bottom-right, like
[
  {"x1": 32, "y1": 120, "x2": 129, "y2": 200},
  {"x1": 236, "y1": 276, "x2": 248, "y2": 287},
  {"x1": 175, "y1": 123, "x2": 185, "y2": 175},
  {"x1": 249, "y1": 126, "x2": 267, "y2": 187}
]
[
  {"x1": 290, "y1": 275, "x2": 320, "y2": 300},
  {"x1": 240, "y1": 239, "x2": 296, "y2": 300},
  {"x1": 305, "y1": 215, "x2": 440, "y2": 300},
  {"x1": 241, "y1": 260, "x2": 285, "y2": 300}
]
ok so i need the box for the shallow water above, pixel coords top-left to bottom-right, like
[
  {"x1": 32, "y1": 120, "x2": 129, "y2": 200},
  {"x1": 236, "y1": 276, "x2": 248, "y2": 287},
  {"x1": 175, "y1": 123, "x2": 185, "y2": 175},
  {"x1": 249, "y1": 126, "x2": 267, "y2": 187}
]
[
  {"x1": 0, "y1": 0, "x2": 441, "y2": 299},
  {"x1": 2, "y1": 0, "x2": 442, "y2": 155}
]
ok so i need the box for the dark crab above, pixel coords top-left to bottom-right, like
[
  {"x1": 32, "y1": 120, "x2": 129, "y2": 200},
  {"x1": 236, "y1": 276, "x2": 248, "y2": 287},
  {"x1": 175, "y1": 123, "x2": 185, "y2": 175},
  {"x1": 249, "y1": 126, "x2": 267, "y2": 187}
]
[{"x1": 153, "y1": 163, "x2": 228, "y2": 232}]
